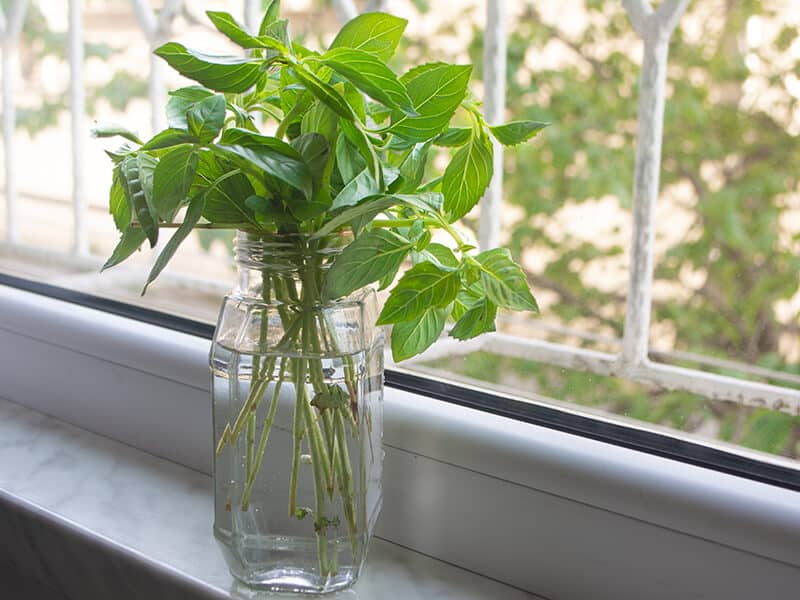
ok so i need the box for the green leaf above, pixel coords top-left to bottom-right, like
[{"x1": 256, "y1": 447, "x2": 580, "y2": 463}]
[
  {"x1": 321, "y1": 48, "x2": 416, "y2": 115},
  {"x1": 339, "y1": 118, "x2": 381, "y2": 184},
  {"x1": 109, "y1": 169, "x2": 130, "y2": 232},
  {"x1": 442, "y1": 127, "x2": 493, "y2": 221},
  {"x1": 121, "y1": 155, "x2": 158, "y2": 247},
  {"x1": 292, "y1": 65, "x2": 355, "y2": 120},
  {"x1": 205, "y1": 10, "x2": 289, "y2": 54},
  {"x1": 166, "y1": 86, "x2": 214, "y2": 129},
  {"x1": 389, "y1": 64, "x2": 471, "y2": 142},
  {"x1": 289, "y1": 133, "x2": 331, "y2": 219},
  {"x1": 332, "y1": 168, "x2": 380, "y2": 210},
  {"x1": 192, "y1": 151, "x2": 257, "y2": 225},
  {"x1": 101, "y1": 226, "x2": 147, "y2": 271},
  {"x1": 377, "y1": 261, "x2": 460, "y2": 325},
  {"x1": 259, "y1": 0, "x2": 281, "y2": 36},
  {"x1": 91, "y1": 123, "x2": 142, "y2": 145},
  {"x1": 434, "y1": 127, "x2": 471, "y2": 147},
  {"x1": 390, "y1": 306, "x2": 447, "y2": 361},
  {"x1": 392, "y1": 141, "x2": 431, "y2": 193},
  {"x1": 186, "y1": 94, "x2": 226, "y2": 142},
  {"x1": 488, "y1": 120, "x2": 549, "y2": 146},
  {"x1": 152, "y1": 145, "x2": 198, "y2": 221},
  {"x1": 310, "y1": 385, "x2": 349, "y2": 411},
  {"x1": 216, "y1": 128, "x2": 312, "y2": 199},
  {"x1": 415, "y1": 242, "x2": 458, "y2": 269},
  {"x1": 301, "y1": 100, "x2": 338, "y2": 145},
  {"x1": 314, "y1": 194, "x2": 395, "y2": 239},
  {"x1": 140, "y1": 128, "x2": 200, "y2": 151},
  {"x1": 154, "y1": 42, "x2": 262, "y2": 93},
  {"x1": 143, "y1": 195, "x2": 205, "y2": 294},
  {"x1": 324, "y1": 229, "x2": 414, "y2": 299},
  {"x1": 329, "y1": 12, "x2": 407, "y2": 61},
  {"x1": 206, "y1": 11, "x2": 260, "y2": 47},
  {"x1": 473, "y1": 248, "x2": 538, "y2": 311},
  {"x1": 449, "y1": 298, "x2": 497, "y2": 340}
]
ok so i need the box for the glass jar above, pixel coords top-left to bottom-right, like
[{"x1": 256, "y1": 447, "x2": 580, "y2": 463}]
[{"x1": 210, "y1": 231, "x2": 384, "y2": 594}]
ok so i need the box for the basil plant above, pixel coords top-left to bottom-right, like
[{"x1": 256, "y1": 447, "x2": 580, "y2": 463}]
[{"x1": 95, "y1": 5, "x2": 545, "y2": 362}]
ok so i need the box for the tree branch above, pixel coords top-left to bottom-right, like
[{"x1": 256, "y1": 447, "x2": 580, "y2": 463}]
[
  {"x1": 331, "y1": 0, "x2": 358, "y2": 24},
  {"x1": 130, "y1": 0, "x2": 157, "y2": 39},
  {"x1": 622, "y1": 0, "x2": 653, "y2": 38},
  {"x1": 365, "y1": 0, "x2": 388, "y2": 11},
  {"x1": 2, "y1": 0, "x2": 28, "y2": 42},
  {"x1": 655, "y1": 0, "x2": 692, "y2": 36},
  {"x1": 156, "y1": 0, "x2": 183, "y2": 39}
]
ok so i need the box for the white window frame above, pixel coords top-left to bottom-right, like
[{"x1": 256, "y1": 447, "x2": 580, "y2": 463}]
[{"x1": 1, "y1": 282, "x2": 799, "y2": 599}]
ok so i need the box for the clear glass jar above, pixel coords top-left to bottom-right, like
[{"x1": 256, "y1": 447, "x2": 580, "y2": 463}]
[{"x1": 210, "y1": 231, "x2": 384, "y2": 594}]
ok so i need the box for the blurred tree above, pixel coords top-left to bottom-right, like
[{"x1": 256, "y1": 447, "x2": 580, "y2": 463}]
[{"x1": 449, "y1": 0, "x2": 800, "y2": 457}]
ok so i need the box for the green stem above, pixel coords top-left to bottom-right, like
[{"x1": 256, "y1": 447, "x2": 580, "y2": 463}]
[
  {"x1": 288, "y1": 357, "x2": 305, "y2": 517},
  {"x1": 241, "y1": 357, "x2": 287, "y2": 510},
  {"x1": 334, "y1": 407, "x2": 358, "y2": 557}
]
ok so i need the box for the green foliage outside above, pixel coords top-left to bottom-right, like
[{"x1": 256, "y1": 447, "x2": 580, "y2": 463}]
[{"x1": 419, "y1": 1, "x2": 800, "y2": 460}]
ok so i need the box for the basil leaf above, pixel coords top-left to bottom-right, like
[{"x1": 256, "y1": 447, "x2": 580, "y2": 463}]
[
  {"x1": 206, "y1": 11, "x2": 261, "y2": 47},
  {"x1": 186, "y1": 94, "x2": 226, "y2": 142},
  {"x1": 140, "y1": 128, "x2": 200, "y2": 151},
  {"x1": 152, "y1": 145, "x2": 198, "y2": 221},
  {"x1": 91, "y1": 123, "x2": 142, "y2": 145},
  {"x1": 121, "y1": 155, "x2": 158, "y2": 247},
  {"x1": 339, "y1": 119, "x2": 381, "y2": 184},
  {"x1": 166, "y1": 86, "x2": 214, "y2": 129},
  {"x1": 324, "y1": 229, "x2": 414, "y2": 299},
  {"x1": 377, "y1": 262, "x2": 460, "y2": 325},
  {"x1": 414, "y1": 242, "x2": 458, "y2": 269},
  {"x1": 193, "y1": 151, "x2": 257, "y2": 225},
  {"x1": 392, "y1": 141, "x2": 431, "y2": 193},
  {"x1": 154, "y1": 42, "x2": 262, "y2": 93},
  {"x1": 488, "y1": 120, "x2": 549, "y2": 146},
  {"x1": 109, "y1": 169, "x2": 130, "y2": 232},
  {"x1": 434, "y1": 127, "x2": 471, "y2": 147},
  {"x1": 329, "y1": 12, "x2": 407, "y2": 61},
  {"x1": 292, "y1": 66, "x2": 355, "y2": 120},
  {"x1": 390, "y1": 306, "x2": 447, "y2": 361},
  {"x1": 259, "y1": 0, "x2": 281, "y2": 36},
  {"x1": 449, "y1": 297, "x2": 497, "y2": 340},
  {"x1": 335, "y1": 132, "x2": 365, "y2": 182},
  {"x1": 101, "y1": 226, "x2": 147, "y2": 271},
  {"x1": 217, "y1": 128, "x2": 312, "y2": 200},
  {"x1": 474, "y1": 248, "x2": 538, "y2": 311},
  {"x1": 143, "y1": 195, "x2": 205, "y2": 294},
  {"x1": 443, "y1": 128, "x2": 493, "y2": 221},
  {"x1": 301, "y1": 100, "x2": 339, "y2": 146},
  {"x1": 289, "y1": 133, "x2": 331, "y2": 219},
  {"x1": 332, "y1": 168, "x2": 380, "y2": 210},
  {"x1": 389, "y1": 64, "x2": 471, "y2": 142},
  {"x1": 321, "y1": 48, "x2": 417, "y2": 115}
]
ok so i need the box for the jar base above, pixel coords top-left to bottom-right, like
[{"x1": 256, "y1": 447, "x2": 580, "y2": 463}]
[{"x1": 231, "y1": 567, "x2": 358, "y2": 595}]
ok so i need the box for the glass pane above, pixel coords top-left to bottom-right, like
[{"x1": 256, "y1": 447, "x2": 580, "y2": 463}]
[{"x1": 1, "y1": 0, "x2": 797, "y2": 467}]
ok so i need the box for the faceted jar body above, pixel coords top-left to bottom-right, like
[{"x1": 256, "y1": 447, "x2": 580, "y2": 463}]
[{"x1": 210, "y1": 233, "x2": 384, "y2": 594}]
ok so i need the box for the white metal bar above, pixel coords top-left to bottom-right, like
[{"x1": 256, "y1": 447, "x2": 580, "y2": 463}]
[
  {"x1": 478, "y1": 0, "x2": 506, "y2": 251},
  {"x1": 331, "y1": 0, "x2": 358, "y2": 24},
  {"x1": 481, "y1": 333, "x2": 800, "y2": 415},
  {"x1": 69, "y1": 0, "x2": 88, "y2": 256},
  {"x1": 129, "y1": 0, "x2": 183, "y2": 135},
  {"x1": 620, "y1": 0, "x2": 689, "y2": 367},
  {"x1": 1, "y1": 42, "x2": 17, "y2": 244},
  {"x1": 243, "y1": 0, "x2": 260, "y2": 32},
  {"x1": 1, "y1": 0, "x2": 27, "y2": 246}
]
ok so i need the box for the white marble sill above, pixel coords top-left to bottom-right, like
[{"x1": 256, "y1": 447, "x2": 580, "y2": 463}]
[{"x1": 0, "y1": 398, "x2": 540, "y2": 600}]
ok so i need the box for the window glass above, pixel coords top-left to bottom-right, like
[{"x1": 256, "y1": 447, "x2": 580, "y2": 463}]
[{"x1": 1, "y1": 0, "x2": 798, "y2": 465}]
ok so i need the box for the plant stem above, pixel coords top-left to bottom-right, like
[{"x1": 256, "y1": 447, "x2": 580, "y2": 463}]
[{"x1": 241, "y1": 357, "x2": 287, "y2": 510}]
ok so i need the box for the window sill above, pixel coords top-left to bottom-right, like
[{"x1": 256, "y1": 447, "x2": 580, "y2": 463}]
[
  {"x1": 0, "y1": 399, "x2": 536, "y2": 599},
  {"x1": 1, "y1": 283, "x2": 799, "y2": 598}
]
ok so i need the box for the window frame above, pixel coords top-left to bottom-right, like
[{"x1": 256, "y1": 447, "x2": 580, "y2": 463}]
[
  {"x1": 1, "y1": 274, "x2": 800, "y2": 597},
  {"x1": 2, "y1": 271, "x2": 798, "y2": 492}
]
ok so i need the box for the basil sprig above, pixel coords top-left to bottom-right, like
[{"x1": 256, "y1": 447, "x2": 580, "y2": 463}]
[{"x1": 95, "y1": 4, "x2": 549, "y2": 361}]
